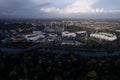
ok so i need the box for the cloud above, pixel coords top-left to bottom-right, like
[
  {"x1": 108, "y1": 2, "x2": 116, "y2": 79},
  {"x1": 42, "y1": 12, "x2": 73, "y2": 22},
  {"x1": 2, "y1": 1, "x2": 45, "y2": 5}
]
[
  {"x1": 0, "y1": 0, "x2": 51, "y2": 18},
  {"x1": 41, "y1": 0, "x2": 120, "y2": 14},
  {"x1": 41, "y1": 0, "x2": 99, "y2": 14},
  {"x1": 0, "y1": 0, "x2": 120, "y2": 18}
]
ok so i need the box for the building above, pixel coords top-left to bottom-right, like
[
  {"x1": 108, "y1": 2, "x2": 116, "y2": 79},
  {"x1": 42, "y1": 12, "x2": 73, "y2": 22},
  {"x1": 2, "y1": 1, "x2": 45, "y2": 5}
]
[
  {"x1": 32, "y1": 21, "x2": 40, "y2": 27},
  {"x1": 12, "y1": 35, "x2": 26, "y2": 42},
  {"x1": 44, "y1": 24, "x2": 65, "y2": 33},
  {"x1": 33, "y1": 31, "x2": 43, "y2": 34},
  {"x1": 2, "y1": 37, "x2": 12, "y2": 43},
  {"x1": 48, "y1": 33, "x2": 58, "y2": 37},
  {"x1": 61, "y1": 40, "x2": 75, "y2": 45},
  {"x1": 90, "y1": 32, "x2": 117, "y2": 41},
  {"x1": 24, "y1": 33, "x2": 45, "y2": 42},
  {"x1": 76, "y1": 31, "x2": 87, "y2": 37},
  {"x1": 62, "y1": 31, "x2": 76, "y2": 38}
]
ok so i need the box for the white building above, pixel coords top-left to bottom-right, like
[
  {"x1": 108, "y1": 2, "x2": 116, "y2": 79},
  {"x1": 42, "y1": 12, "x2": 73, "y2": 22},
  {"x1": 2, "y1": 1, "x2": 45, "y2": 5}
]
[
  {"x1": 61, "y1": 40, "x2": 75, "y2": 45},
  {"x1": 76, "y1": 31, "x2": 87, "y2": 37},
  {"x1": 90, "y1": 32, "x2": 117, "y2": 41},
  {"x1": 33, "y1": 31, "x2": 42, "y2": 34},
  {"x1": 24, "y1": 33, "x2": 45, "y2": 41},
  {"x1": 48, "y1": 33, "x2": 58, "y2": 37},
  {"x1": 62, "y1": 31, "x2": 76, "y2": 38},
  {"x1": 116, "y1": 30, "x2": 120, "y2": 33},
  {"x1": 76, "y1": 31, "x2": 87, "y2": 34}
]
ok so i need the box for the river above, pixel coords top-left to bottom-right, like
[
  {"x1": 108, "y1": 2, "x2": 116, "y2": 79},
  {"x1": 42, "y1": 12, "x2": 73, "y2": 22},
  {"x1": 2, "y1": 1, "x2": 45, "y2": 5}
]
[{"x1": 0, "y1": 45, "x2": 120, "y2": 57}]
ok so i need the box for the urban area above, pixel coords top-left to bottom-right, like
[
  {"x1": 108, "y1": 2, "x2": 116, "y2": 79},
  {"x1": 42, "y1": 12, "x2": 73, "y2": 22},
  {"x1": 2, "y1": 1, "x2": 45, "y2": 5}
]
[
  {"x1": 0, "y1": 19, "x2": 120, "y2": 52},
  {"x1": 0, "y1": 19, "x2": 120, "y2": 80}
]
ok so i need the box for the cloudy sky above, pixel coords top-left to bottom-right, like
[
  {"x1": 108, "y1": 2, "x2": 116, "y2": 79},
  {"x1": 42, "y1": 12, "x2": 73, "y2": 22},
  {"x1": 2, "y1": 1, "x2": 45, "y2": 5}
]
[{"x1": 0, "y1": 0, "x2": 120, "y2": 19}]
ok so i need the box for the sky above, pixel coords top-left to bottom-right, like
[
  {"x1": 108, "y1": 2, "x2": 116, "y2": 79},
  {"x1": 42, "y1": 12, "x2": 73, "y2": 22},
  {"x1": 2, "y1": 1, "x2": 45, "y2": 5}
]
[{"x1": 0, "y1": 0, "x2": 120, "y2": 19}]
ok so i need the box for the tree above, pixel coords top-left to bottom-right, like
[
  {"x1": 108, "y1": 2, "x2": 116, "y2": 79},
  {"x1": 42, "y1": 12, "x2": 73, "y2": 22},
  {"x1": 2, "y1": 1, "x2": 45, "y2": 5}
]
[
  {"x1": 87, "y1": 71, "x2": 97, "y2": 78},
  {"x1": 54, "y1": 75, "x2": 62, "y2": 80}
]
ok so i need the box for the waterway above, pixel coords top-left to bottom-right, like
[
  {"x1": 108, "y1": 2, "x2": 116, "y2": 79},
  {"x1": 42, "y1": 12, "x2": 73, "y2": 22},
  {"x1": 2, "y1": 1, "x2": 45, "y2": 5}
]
[{"x1": 0, "y1": 45, "x2": 120, "y2": 57}]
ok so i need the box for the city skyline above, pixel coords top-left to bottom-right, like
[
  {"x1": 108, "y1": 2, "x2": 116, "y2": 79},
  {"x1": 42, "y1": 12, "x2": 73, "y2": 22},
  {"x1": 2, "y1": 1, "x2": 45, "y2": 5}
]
[{"x1": 0, "y1": 0, "x2": 120, "y2": 19}]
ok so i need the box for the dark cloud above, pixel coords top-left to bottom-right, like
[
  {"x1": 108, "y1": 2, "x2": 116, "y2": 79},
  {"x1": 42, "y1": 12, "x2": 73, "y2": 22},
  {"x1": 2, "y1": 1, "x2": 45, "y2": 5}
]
[{"x1": 0, "y1": 0, "x2": 51, "y2": 18}]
